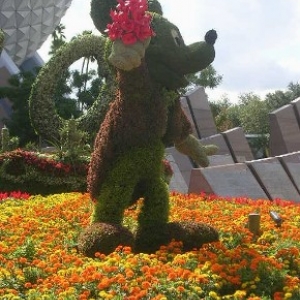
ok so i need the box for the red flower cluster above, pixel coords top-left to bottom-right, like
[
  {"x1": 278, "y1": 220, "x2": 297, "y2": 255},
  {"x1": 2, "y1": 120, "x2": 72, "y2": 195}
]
[
  {"x1": 106, "y1": 0, "x2": 155, "y2": 44},
  {"x1": 0, "y1": 191, "x2": 30, "y2": 202},
  {"x1": 0, "y1": 149, "x2": 88, "y2": 177}
]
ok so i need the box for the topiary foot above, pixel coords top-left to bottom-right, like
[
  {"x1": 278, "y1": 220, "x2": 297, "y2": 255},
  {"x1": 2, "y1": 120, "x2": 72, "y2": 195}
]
[
  {"x1": 78, "y1": 223, "x2": 135, "y2": 257},
  {"x1": 166, "y1": 221, "x2": 219, "y2": 251},
  {"x1": 134, "y1": 221, "x2": 219, "y2": 253}
]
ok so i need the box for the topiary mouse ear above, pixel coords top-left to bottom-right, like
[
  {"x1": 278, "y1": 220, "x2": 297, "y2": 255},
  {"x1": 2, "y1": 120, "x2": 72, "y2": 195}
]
[
  {"x1": 148, "y1": 0, "x2": 163, "y2": 15},
  {"x1": 90, "y1": 0, "x2": 118, "y2": 34}
]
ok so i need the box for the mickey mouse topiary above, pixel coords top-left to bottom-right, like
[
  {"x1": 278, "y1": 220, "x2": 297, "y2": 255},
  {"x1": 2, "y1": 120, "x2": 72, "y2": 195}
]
[
  {"x1": 30, "y1": 0, "x2": 219, "y2": 255},
  {"x1": 79, "y1": 0, "x2": 219, "y2": 255}
]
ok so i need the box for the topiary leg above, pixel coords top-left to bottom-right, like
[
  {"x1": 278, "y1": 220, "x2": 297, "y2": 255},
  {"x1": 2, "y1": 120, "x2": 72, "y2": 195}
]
[
  {"x1": 84, "y1": 142, "x2": 168, "y2": 255},
  {"x1": 138, "y1": 177, "x2": 170, "y2": 227},
  {"x1": 79, "y1": 156, "x2": 140, "y2": 256},
  {"x1": 91, "y1": 142, "x2": 166, "y2": 225},
  {"x1": 92, "y1": 183, "x2": 137, "y2": 224},
  {"x1": 135, "y1": 177, "x2": 170, "y2": 253},
  {"x1": 91, "y1": 160, "x2": 140, "y2": 225}
]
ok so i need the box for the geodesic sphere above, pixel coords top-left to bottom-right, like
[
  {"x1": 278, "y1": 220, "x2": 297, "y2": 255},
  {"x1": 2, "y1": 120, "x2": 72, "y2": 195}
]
[{"x1": 0, "y1": 0, "x2": 72, "y2": 66}]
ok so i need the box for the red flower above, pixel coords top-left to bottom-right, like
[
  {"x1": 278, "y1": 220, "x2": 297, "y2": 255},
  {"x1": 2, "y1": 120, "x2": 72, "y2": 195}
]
[
  {"x1": 0, "y1": 191, "x2": 30, "y2": 202},
  {"x1": 56, "y1": 162, "x2": 63, "y2": 169},
  {"x1": 63, "y1": 164, "x2": 71, "y2": 173},
  {"x1": 106, "y1": 0, "x2": 155, "y2": 45},
  {"x1": 122, "y1": 32, "x2": 138, "y2": 44}
]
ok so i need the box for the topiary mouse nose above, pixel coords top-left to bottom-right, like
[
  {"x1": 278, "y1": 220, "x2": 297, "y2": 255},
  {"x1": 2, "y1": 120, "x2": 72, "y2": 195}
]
[{"x1": 205, "y1": 29, "x2": 217, "y2": 45}]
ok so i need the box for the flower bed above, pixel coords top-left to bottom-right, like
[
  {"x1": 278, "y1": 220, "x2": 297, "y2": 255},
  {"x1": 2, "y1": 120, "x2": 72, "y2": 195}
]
[{"x1": 0, "y1": 192, "x2": 299, "y2": 299}]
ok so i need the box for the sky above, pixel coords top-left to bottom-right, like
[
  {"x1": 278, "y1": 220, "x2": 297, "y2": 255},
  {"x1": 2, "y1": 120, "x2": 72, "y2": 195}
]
[{"x1": 38, "y1": 0, "x2": 300, "y2": 103}]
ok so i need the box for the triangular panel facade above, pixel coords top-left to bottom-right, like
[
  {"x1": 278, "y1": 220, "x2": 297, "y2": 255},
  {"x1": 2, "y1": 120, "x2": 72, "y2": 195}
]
[{"x1": 0, "y1": 0, "x2": 73, "y2": 66}]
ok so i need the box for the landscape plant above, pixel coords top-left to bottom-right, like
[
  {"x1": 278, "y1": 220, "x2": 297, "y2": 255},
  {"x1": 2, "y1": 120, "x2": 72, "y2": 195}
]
[{"x1": 0, "y1": 149, "x2": 88, "y2": 195}]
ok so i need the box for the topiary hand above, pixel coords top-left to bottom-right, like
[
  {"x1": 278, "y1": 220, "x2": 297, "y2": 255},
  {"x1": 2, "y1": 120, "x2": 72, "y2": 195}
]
[
  {"x1": 175, "y1": 134, "x2": 218, "y2": 167},
  {"x1": 108, "y1": 38, "x2": 151, "y2": 71}
]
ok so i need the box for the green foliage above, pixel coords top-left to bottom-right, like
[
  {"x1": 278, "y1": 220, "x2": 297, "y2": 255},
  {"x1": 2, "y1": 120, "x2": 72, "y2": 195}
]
[
  {"x1": 210, "y1": 96, "x2": 241, "y2": 132},
  {"x1": 146, "y1": 17, "x2": 216, "y2": 90},
  {"x1": 12, "y1": 238, "x2": 36, "y2": 261},
  {"x1": 0, "y1": 29, "x2": 4, "y2": 53},
  {"x1": 238, "y1": 261, "x2": 286, "y2": 297},
  {"x1": 58, "y1": 117, "x2": 90, "y2": 162},
  {"x1": 265, "y1": 82, "x2": 300, "y2": 111},
  {"x1": 89, "y1": 141, "x2": 173, "y2": 254},
  {"x1": 210, "y1": 93, "x2": 270, "y2": 157},
  {"x1": 209, "y1": 82, "x2": 300, "y2": 157},
  {"x1": 247, "y1": 134, "x2": 270, "y2": 159},
  {"x1": 29, "y1": 2, "x2": 216, "y2": 145},
  {"x1": 70, "y1": 68, "x2": 102, "y2": 111},
  {"x1": 0, "y1": 70, "x2": 39, "y2": 146},
  {"x1": 238, "y1": 92, "x2": 270, "y2": 135},
  {"x1": 49, "y1": 23, "x2": 66, "y2": 55},
  {"x1": 186, "y1": 65, "x2": 223, "y2": 91},
  {"x1": 53, "y1": 69, "x2": 82, "y2": 120},
  {"x1": 211, "y1": 82, "x2": 300, "y2": 139},
  {"x1": 23, "y1": 267, "x2": 41, "y2": 285},
  {"x1": 1, "y1": 25, "x2": 105, "y2": 148},
  {"x1": 0, "y1": 67, "x2": 83, "y2": 146},
  {"x1": 134, "y1": 223, "x2": 170, "y2": 254},
  {"x1": 48, "y1": 26, "x2": 99, "y2": 120}
]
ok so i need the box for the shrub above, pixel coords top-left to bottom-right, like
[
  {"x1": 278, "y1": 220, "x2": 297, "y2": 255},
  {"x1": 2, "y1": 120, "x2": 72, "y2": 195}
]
[{"x1": 0, "y1": 149, "x2": 88, "y2": 195}]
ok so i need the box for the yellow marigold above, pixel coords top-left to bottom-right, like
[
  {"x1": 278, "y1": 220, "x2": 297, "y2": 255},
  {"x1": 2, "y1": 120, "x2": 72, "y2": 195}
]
[
  {"x1": 98, "y1": 290, "x2": 113, "y2": 299},
  {"x1": 284, "y1": 292, "x2": 292, "y2": 299},
  {"x1": 208, "y1": 291, "x2": 221, "y2": 299},
  {"x1": 233, "y1": 290, "x2": 247, "y2": 299}
]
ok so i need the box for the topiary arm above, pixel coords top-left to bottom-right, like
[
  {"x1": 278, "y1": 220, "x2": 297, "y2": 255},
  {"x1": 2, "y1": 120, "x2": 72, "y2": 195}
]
[
  {"x1": 175, "y1": 134, "x2": 218, "y2": 167},
  {"x1": 162, "y1": 96, "x2": 218, "y2": 167},
  {"x1": 162, "y1": 96, "x2": 192, "y2": 147}
]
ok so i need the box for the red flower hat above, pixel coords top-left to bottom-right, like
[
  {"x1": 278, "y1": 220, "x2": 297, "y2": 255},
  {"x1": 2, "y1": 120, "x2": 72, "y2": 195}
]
[{"x1": 106, "y1": 0, "x2": 155, "y2": 44}]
